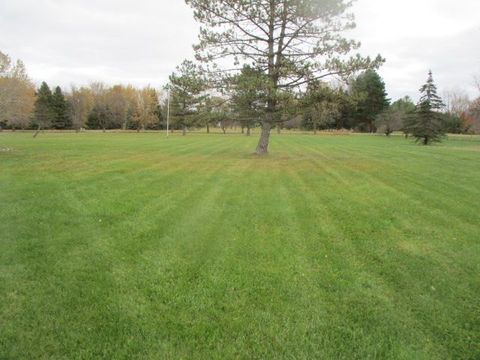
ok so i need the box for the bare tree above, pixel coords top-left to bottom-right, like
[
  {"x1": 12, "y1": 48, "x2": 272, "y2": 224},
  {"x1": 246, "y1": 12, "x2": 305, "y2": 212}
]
[
  {"x1": 134, "y1": 87, "x2": 159, "y2": 131},
  {"x1": 185, "y1": 0, "x2": 383, "y2": 154},
  {"x1": 443, "y1": 89, "x2": 471, "y2": 116},
  {"x1": 68, "y1": 86, "x2": 94, "y2": 131},
  {"x1": 468, "y1": 97, "x2": 480, "y2": 134},
  {"x1": 474, "y1": 75, "x2": 480, "y2": 93}
]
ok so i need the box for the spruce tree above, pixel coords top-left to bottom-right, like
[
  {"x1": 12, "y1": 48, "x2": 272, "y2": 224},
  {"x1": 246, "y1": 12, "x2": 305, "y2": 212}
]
[
  {"x1": 52, "y1": 86, "x2": 70, "y2": 129},
  {"x1": 405, "y1": 71, "x2": 446, "y2": 145},
  {"x1": 33, "y1": 82, "x2": 54, "y2": 135}
]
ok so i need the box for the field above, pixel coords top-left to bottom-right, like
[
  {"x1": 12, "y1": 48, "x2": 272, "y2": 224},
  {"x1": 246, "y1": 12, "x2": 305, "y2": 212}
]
[{"x1": 1, "y1": 132, "x2": 479, "y2": 359}]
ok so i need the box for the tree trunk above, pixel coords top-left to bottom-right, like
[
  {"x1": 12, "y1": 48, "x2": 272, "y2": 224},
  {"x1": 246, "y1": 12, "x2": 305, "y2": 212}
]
[
  {"x1": 246, "y1": 124, "x2": 251, "y2": 136},
  {"x1": 33, "y1": 125, "x2": 41, "y2": 138},
  {"x1": 423, "y1": 136, "x2": 428, "y2": 145},
  {"x1": 255, "y1": 121, "x2": 271, "y2": 155},
  {"x1": 277, "y1": 125, "x2": 281, "y2": 134},
  {"x1": 182, "y1": 124, "x2": 186, "y2": 136},
  {"x1": 206, "y1": 123, "x2": 210, "y2": 134},
  {"x1": 102, "y1": 127, "x2": 106, "y2": 133},
  {"x1": 313, "y1": 119, "x2": 317, "y2": 135},
  {"x1": 241, "y1": 126, "x2": 244, "y2": 134}
]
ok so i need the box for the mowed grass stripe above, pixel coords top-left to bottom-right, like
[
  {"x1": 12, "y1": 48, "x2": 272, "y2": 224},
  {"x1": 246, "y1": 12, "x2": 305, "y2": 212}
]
[{"x1": 0, "y1": 132, "x2": 479, "y2": 359}]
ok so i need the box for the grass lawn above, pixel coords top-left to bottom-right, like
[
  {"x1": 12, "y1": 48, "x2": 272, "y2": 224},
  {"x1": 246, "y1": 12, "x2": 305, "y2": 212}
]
[{"x1": 1, "y1": 132, "x2": 479, "y2": 359}]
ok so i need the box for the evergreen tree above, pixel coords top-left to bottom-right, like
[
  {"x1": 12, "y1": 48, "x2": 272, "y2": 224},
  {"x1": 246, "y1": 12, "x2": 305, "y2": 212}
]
[
  {"x1": 230, "y1": 65, "x2": 269, "y2": 136},
  {"x1": 33, "y1": 82, "x2": 54, "y2": 135},
  {"x1": 169, "y1": 60, "x2": 207, "y2": 136},
  {"x1": 86, "y1": 104, "x2": 112, "y2": 131},
  {"x1": 405, "y1": 71, "x2": 446, "y2": 145},
  {"x1": 350, "y1": 70, "x2": 390, "y2": 132},
  {"x1": 301, "y1": 82, "x2": 342, "y2": 133},
  {"x1": 51, "y1": 86, "x2": 71, "y2": 129},
  {"x1": 185, "y1": 0, "x2": 383, "y2": 154}
]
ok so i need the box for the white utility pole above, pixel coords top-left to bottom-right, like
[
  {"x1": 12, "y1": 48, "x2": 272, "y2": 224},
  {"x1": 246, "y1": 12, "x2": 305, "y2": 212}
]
[{"x1": 166, "y1": 84, "x2": 171, "y2": 138}]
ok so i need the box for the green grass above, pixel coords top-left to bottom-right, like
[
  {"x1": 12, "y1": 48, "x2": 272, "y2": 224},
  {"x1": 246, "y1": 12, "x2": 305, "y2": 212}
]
[{"x1": 1, "y1": 132, "x2": 479, "y2": 359}]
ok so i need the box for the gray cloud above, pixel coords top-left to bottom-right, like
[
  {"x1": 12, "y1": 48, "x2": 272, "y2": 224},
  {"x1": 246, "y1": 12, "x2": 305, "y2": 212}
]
[{"x1": 1, "y1": 0, "x2": 479, "y2": 101}]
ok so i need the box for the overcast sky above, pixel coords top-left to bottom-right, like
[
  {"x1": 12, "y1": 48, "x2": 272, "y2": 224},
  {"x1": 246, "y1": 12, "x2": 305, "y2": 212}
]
[{"x1": 1, "y1": 0, "x2": 479, "y2": 101}]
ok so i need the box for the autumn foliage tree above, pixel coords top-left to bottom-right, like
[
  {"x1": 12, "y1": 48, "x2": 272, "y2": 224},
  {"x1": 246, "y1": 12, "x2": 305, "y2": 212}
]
[
  {"x1": 0, "y1": 51, "x2": 36, "y2": 130},
  {"x1": 68, "y1": 86, "x2": 94, "y2": 131},
  {"x1": 185, "y1": 0, "x2": 383, "y2": 154},
  {"x1": 133, "y1": 87, "x2": 159, "y2": 131}
]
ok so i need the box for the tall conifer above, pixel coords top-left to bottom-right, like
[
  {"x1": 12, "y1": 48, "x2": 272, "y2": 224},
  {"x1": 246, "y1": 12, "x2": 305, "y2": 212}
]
[
  {"x1": 405, "y1": 71, "x2": 446, "y2": 145},
  {"x1": 33, "y1": 82, "x2": 54, "y2": 134},
  {"x1": 52, "y1": 86, "x2": 71, "y2": 129}
]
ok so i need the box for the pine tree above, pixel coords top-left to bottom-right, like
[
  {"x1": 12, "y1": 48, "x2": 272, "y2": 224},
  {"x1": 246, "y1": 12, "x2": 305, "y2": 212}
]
[
  {"x1": 405, "y1": 71, "x2": 446, "y2": 145},
  {"x1": 230, "y1": 65, "x2": 269, "y2": 136},
  {"x1": 52, "y1": 86, "x2": 71, "y2": 129},
  {"x1": 350, "y1": 69, "x2": 390, "y2": 132},
  {"x1": 33, "y1": 82, "x2": 54, "y2": 136},
  {"x1": 185, "y1": 0, "x2": 383, "y2": 154},
  {"x1": 169, "y1": 60, "x2": 207, "y2": 136}
]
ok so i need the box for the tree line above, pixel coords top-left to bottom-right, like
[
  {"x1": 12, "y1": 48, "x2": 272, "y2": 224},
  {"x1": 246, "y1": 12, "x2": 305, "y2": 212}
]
[
  {"x1": 1, "y1": 52, "x2": 164, "y2": 134},
  {"x1": 2, "y1": 0, "x2": 480, "y2": 150},
  {"x1": 1, "y1": 49, "x2": 479, "y2": 145}
]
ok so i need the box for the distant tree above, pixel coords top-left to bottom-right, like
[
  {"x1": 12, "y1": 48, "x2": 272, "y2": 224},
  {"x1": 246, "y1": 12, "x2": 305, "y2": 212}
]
[
  {"x1": 443, "y1": 89, "x2": 471, "y2": 116},
  {"x1": 375, "y1": 96, "x2": 415, "y2": 136},
  {"x1": 274, "y1": 89, "x2": 297, "y2": 133},
  {"x1": 229, "y1": 66, "x2": 268, "y2": 136},
  {"x1": 32, "y1": 82, "x2": 55, "y2": 137},
  {"x1": 51, "y1": 86, "x2": 71, "y2": 129},
  {"x1": 185, "y1": 0, "x2": 383, "y2": 154},
  {"x1": 196, "y1": 97, "x2": 214, "y2": 133},
  {"x1": 350, "y1": 69, "x2": 390, "y2": 132},
  {"x1": 474, "y1": 75, "x2": 480, "y2": 93},
  {"x1": 443, "y1": 89, "x2": 472, "y2": 134},
  {"x1": 0, "y1": 51, "x2": 35, "y2": 130},
  {"x1": 404, "y1": 71, "x2": 446, "y2": 145},
  {"x1": 87, "y1": 82, "x2": 113, "y2": 132},
  {"x1": 302, "y1": 82, "x2": 341, "y2": 134},
  {"x1": 335, "y1": 88, "x2": 358, "y2": 130},
  {"x1": 169, "y1": 60, "x2": 207, "y2": 135},
  {"x1": 467, "y1": 98, "x2": 480, "y2": 134},
  {"x1": 105, "y1": 85, "x2": 130, "y2": 130},
  {"x1": 133, "y1": 87, "x2": 159, "y2": 131},
  {"x1": 213, "y1": 97, "x2": 233, "y2": 134},
  {"x1": 68, "y1": 86, "x2": 94, "y2": 131},
  {"x1": 86, "y1": 104, "x2": 113, "y2": 131}
]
